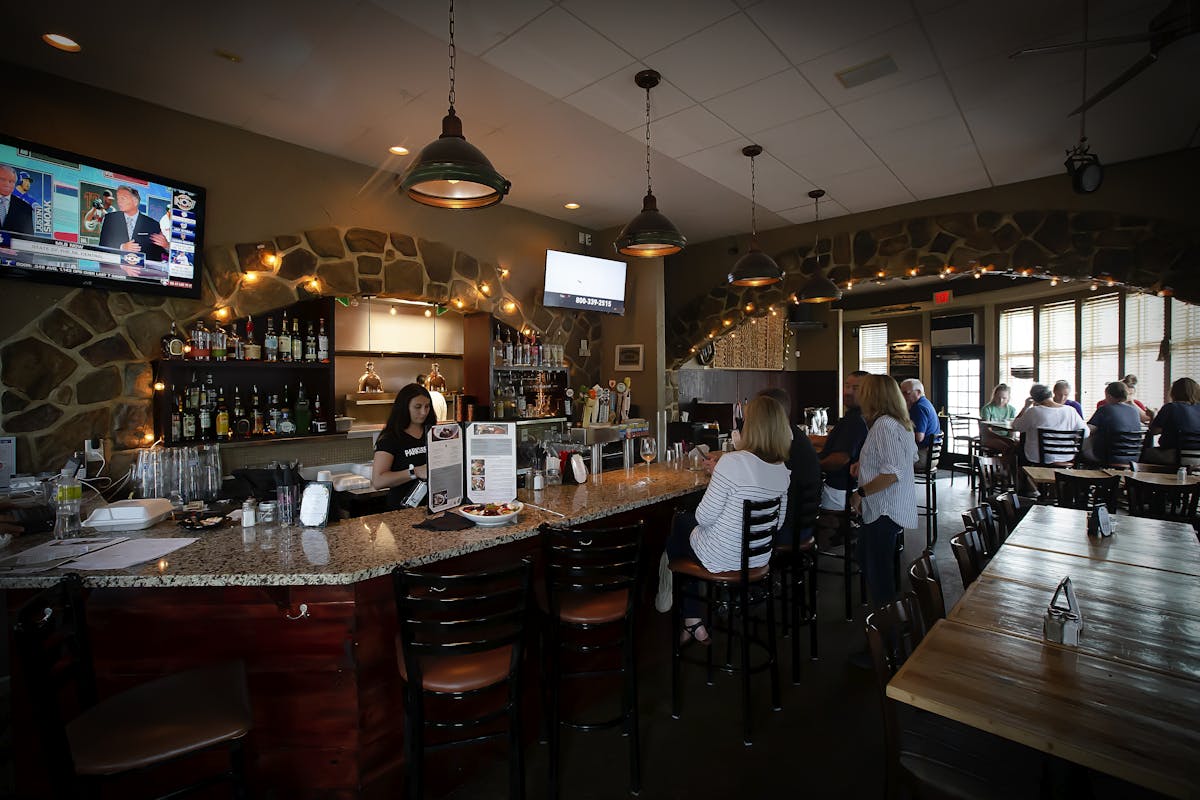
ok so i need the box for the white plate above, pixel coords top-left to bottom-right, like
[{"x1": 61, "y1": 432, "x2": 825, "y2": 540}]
[{"x1": 459, "y1": 501, "x2": 522, "y2": 527}]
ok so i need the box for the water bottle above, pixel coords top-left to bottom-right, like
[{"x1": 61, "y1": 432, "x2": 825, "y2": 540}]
[{"x1": 53, "y1": 467, "x2": 83, "y2": 539}]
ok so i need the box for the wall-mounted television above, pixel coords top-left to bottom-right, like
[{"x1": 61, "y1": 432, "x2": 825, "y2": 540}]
[
  {"x1": 543, "y1": 250, "x2": 626, "y2": 315},
  {"x1": 0, "y1": 133, "x2": 205, "y2": 299}
]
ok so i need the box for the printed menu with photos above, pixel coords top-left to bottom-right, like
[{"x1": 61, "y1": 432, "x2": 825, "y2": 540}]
[
  {"x1": 465, "y1": 422, "x2": 517, "y2": 505},
  {"x1": 426, "y1": 423, "x2": 465, "y2": 514}
]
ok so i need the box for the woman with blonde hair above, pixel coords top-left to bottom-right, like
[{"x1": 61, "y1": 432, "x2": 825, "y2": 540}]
[
  {"x1": 850, "y1": 375, "x2": 917, "y2": 609},
  {"x1": 655, "y1": 395, "x2": 791, "y2": 644}
]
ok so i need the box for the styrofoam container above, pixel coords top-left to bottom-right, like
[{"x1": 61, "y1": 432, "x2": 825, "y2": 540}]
[{"x1": 84, "y1": 499, "x2": 174, "y2": 531}]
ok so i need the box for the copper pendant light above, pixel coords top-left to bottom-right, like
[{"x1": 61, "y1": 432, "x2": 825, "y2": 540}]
[
  {"x1": 798, "y1": 189, "x2": 842, "y2": 303},
  {"x1": 728, "y1": 144, "x2": 782, "y2": 287},
  {"x1": 615, "y1": 70, "x2": 686, "y2": 258}
]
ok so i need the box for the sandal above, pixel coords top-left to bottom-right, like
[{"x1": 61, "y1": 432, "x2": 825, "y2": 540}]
[{"x1": 680, "y1": 620, "x2": 711, "y2": 646}]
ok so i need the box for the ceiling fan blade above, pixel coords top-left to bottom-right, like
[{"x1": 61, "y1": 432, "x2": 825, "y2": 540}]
[
  {"x1": 1009, "y1": 32, "x2": 1154, "y2": 58},
  {"x1": 1068, "y1": 52, "x2": 1159, "y2": 115}
]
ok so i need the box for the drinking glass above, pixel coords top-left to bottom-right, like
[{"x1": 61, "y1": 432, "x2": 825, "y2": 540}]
[{"x1": 640, "y1": 438, "x2": 657, "y2": 478}]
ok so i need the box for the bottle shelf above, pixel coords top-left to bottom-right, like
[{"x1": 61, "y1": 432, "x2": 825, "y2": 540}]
[
  {"x1": 334, "y1": 350, "x2": 463, "y2": 360},
  {"x1": 491, "y1": 365, "x2": 569, "y2": 372},
  {"x1": 158, "y1": 360, "x2": 330, "y2": 370}
]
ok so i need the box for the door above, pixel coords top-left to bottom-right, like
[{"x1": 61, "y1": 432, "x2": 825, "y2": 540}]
[{"x1": 932, "y1": 345, "x2": 984, "y2": 457}]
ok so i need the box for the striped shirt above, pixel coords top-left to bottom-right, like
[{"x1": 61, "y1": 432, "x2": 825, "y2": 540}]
[
  {"x1": 690, "y1": 451, "x2": 790, "y2": 573},
  {"x1": 858, "y1": 415, "x2": 918, "y2": 529}
]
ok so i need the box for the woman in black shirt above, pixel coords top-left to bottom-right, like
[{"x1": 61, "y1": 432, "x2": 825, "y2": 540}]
[{"x1": 372, "y1": 383, "x2": 436, "y2": 508}]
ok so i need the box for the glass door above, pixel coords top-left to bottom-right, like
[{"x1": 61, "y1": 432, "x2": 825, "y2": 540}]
[{"x1": 932, "y1": 346, "x2": 984, "y2": 456}]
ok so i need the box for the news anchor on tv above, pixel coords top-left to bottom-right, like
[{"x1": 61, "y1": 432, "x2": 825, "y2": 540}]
[
  {"x1": 100, "y1": 185, "x2": 168, "y2": 262},
  {"x1": 0, "y1": 165, "x2": 35, "y2": 234}
]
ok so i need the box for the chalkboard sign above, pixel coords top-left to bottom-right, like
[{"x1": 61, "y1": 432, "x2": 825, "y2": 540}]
[{"x1": 890, "y1": 341, "x2": 921, "y2": 381}]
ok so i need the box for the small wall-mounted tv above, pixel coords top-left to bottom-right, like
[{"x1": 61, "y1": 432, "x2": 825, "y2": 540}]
[
  {"x1": 0, "y1": 133, "x2": 205, "y2": 299},
  {"x1": 543, "y1": 250, "x2": 626, "y2": 315}
]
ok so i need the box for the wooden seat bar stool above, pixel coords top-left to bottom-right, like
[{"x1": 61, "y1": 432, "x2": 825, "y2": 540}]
[
  {"x1": 538, "y1": 520, "x2": 644, "y2": 799},
  {"x1": 392, "y1": 558, "x2": 533, "y2": 800},
  {"x1": 14, "y1": 573, "x2": 252, "y2": 799},
  {"x1": 670, "y1": 497, "x2": 782, "y2": 746}
]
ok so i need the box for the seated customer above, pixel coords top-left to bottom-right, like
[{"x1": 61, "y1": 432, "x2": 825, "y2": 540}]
[
  {"x1": 1143, "y1": 377, "x2": 1200, "y2": 465},
  {"x1": 818, "y1": 371, "x2": 869, "y2": 510},
  {"x1": 1010, "y1": 383, "x2": 1088, "y2": 465},
  {"x1": 758, "y1": 387, "x2": 821, "y2": 546},
  {"x1": 980, "y1": 382, "x2": 1017, "y2": 453},
  {"x1": 899, "y1": 379, "x2": 941, "y2": 449},
  {"x1": 1081, "y1": 381, "x2": 1142, "y2": 464},
  {"x1": 655, "y1": 395, "x2": 791, "y2": 644},
  {"x1": 1053, "y1": 380, "x2": 1083, "y2": 418},
  {"x1": 1096, "y1": 374, "x2": 1153, "y2": 425}
]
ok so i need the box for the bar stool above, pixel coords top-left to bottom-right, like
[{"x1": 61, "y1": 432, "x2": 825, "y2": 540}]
[
  {"x1": 914, "y1": 432, "x2": 945, "y2": 548},
  {"x1": 773, "y1": 534, "x2": 818, "y2": 684},
  {"x1": 538, "y1": 520, "x2": 644, "y2": 799},
  {"x1": 392, "y1": 559, "x2": 533, "y2": 800},
  {"x1": 14, "y1": 574, "x2": 252, "y2": 799},
  {"x1": 670, "y1": 497, "x2": 782, "y2": 746}
]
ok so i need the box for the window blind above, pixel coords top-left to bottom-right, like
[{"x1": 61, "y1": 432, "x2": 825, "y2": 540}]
[
  {"x1": 999, "y1": 306, "x2": 1034, "y2": 404},
  {"x1": 1170, "y1": 299, "x2": 1200, "y2": 391},
  {"x1": 858, "y1": 323, "x2": 888, "y2": 375},
  {"x1": 1038, "y1": 300, "x2": 1076, "y2": 394},
  {"x1": 1125, "y1": 294, "x2": 1165, "y2": 410},
  {"x1": 1080, "y1": 293, "x2": 1120, "y2": 411}
]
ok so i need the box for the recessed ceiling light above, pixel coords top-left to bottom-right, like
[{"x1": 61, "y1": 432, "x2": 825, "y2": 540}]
[
  {"x1": 564, "y1": 202, "x2": 580, "y2": 210},
  {"x1": 388, "y1": 145, "x2": 410, "y2": 156},
  {"x1": 43, "y1": 33, "x2": 81, "y2": 53}
]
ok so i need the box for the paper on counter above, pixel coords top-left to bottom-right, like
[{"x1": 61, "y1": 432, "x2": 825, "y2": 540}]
[
  {"x1": 0, "y1": 537, "x2": 128, "y2": 572},
  {"x1": 68, "y1": 538, "x2": 197, "y2": 570}
]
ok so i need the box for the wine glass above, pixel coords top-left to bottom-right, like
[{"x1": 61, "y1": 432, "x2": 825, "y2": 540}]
[{"x1": 640, "y1": 438, "x2": 657, "y2": 478}]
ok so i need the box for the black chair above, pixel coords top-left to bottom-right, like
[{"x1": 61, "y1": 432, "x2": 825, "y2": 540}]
[
  {"x1": 864, "y1": 594, "x2": 927, "y2": 800},
  {"x1": 960, "y1": 504, "x2": 1002, "y2": 556},
  {"x1": 393, "y1": 559, "x2": 533, "y2": 800},
  {"x1": 947, "y1": 416, "x2": 981, "y2": 490},
  {"x1": 1126, "y1": 477, "x2": 1200, "y2": 522},
  {"x1": 990, "y1": 490, "x2": 1036, "y2": 544},
  {"x1": 670, "y1": 497, "x2": 781, "y2": 746},
  {"x1": 773, "y1": 535, "x2": 818, "y2": 685},
  {"x1": 906, "y1": 550, "x2": 946, "y2": 625},
  {"x1": 914, "y1": 431, "x2": 945, "y2": 548},
  {"x1": 815, "y1": 469, "x2": 866, "y2": 622},
  {"x1": 949, "y1": 529, "x2": 987, "y2": 588},
  {"x1": 14, "y1": 574, "x2": 252, "y2": 799},
  {"x1": 1054, "y1": 472, "x2": 1122, "y2": 513},
  {"x1": 975, "y1": 454, "x2": 1014, "y2": 501},
  {"x1": 1177, "y1": 431, "x2": 1200, "y2": 466},
  {"x1": 539, "y1": 521, "x2": 643, "y2": 798},
  {"x1": 1105, "y1": 430, "x2": 1145, "y2": 467},
  {"x1": 1037, "y1": 428, "x2": 1084, "y2": 466}
]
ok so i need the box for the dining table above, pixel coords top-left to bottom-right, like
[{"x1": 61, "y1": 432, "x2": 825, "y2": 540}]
[
  {"x1": 1022, "y1": 464, "x2": 1200, "y2": 490},
  {"x1": 887, "y1": 504, "x2": 1200, "y2": 799}
]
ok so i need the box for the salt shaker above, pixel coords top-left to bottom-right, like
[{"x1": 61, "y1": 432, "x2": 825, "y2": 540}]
[
  {"x1": 241, "y1": 498, "x2": 258, "y2": 527},
  {"x1": 1177, "y1": 467, "x2": 1188, "y2": 483}
]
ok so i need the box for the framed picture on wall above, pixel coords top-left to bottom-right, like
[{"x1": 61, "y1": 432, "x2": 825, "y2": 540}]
[{"x1": 615, "y1": 344, "x2": 643, "y2": 371}]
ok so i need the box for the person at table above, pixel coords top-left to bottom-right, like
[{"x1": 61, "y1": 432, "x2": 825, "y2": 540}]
[
  {"x1": 849, "y1": 374, "x2": 917, "y2": 609},
  {"x1": 979, "y1": 383, "x2": 1017, "y2": 453},
  {"x1": 818, "y1": 370, "x2": 869, "y2": 510},
  {"x1": 899, "y1": 379, "x2": 941, "y2": 449},
  {"x1": 372, "y1": 382, "x2": 436, "y2": 509},
  {"x1": 1081, "y1": 381, "x2": 1143, "y2": 464},
  {"x1": 1096, "y1": 374, "x2": 1152, "y2": 425},
  {"x1": 655, "y1": 395, "x2": 791, "y2": 644},
  {"x1": 1011, "y1": 383, "x2": 1087, "y2": 465},
  {"x1": 1142, "y1": 377, "x2": 1200, "y2": 465},
  {"x1": 759, "y1": 387, "x2": 821, "y2": 547},
  {"x1": 1052, "y1": 380, "x2": 1083, "y2": 418}
]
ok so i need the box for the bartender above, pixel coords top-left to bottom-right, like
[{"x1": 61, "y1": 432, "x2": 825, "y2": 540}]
[{"x1": 371, "y1": 383, "x2": 435, "y2": 509}]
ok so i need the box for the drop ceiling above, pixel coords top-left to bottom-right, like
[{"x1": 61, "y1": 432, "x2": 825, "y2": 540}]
[{"x1": 9, "y1": 0, "x2": 1199, "y2": 244}]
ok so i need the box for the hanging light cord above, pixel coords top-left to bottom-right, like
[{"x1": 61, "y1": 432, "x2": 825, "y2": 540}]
[
  {"x1": 644, "y1": 85, "x2": 653, "y2": 196},
  {"x1": 749, "y1": 155, "x2": 758, "y2": 236},
  {"x1": 1079, "y1": 0, "x2": 1088, "y2": 143},
  {"x1": 447, "y1": 0, "x2": 456, "y2": 112},
  {"x1": 367, "y1": 297, "x2": 372, "y2": 352},
  {"x1": 813, "y1": 192, "x2": 821, "y2": 266}
]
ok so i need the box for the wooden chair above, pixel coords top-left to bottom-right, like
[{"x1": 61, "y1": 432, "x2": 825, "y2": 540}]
[
  {"x1": 1037, "y1": 428, "x2": 1084, "y2": 466},
  {"x1": 960, "y1": 504, "x2": 1002, "y2": 555},
  {"x1": 13, "y1": 574, "x2": 252, "y2": 799},
  {"x1": 393, "y1": 558, "x2": 533, "y2": 800},
  {"x1": 539, "y1": 521, "x2": 643, "y2": 799},
  {"x1": 975, "y1": 454, "x2": 1014, "y2": 501},
  {"x1": 914, "y1": 431, "x2": 945, "y2": 548},
  {"x1": 949, "y1": 529, "x2": 987, "y2": 588},
  {"x1": 670, "y1": 497, "x2": 781, "y2": 746},
  {"x1": 906, "y1": 550, "x2": 946, "y2": 625},
  {"x1": 1126, "y1": 477, "x2": 1200, "y2": 522},
  {"x1": 1054, "y1": 472, "x2": 1122, "y2": 513}
]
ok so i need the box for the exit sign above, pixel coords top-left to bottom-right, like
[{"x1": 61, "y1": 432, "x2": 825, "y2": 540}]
[{"x1": 933, "y1": 289, "x2": 953, "y2": 305}]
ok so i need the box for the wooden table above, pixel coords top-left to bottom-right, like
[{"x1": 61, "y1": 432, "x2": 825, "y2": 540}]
[
  {"x1": 1022, "y1": 465, "x2": 1200, "y2": 489},
  {"x1": 888, "y1": 504, "x2": 1200, "y2": 798}
]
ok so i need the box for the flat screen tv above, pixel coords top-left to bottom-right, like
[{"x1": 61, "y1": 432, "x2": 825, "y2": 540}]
[
  {"x1": 543, "y1": 250, "x2": 626, "y2": 315},
  {"x1": 0, "y1": 133, "x2": 205, "y2": 299}
]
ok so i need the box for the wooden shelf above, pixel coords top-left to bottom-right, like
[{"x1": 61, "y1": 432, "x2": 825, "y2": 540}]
[
  {"x1": 333, "y1": 350, "x2": 463, "y2": 360},
  {"x1": 159, "y1": 359, "x2": 330, "y2": 369}
]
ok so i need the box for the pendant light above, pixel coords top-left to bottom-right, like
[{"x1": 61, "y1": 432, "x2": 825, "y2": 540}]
[
  {"x1": 615, "y1": 70, "x2": 686, "y2": 258},
  {"x1": 798, "y1": 189, "x2": 842, "y2": 303},
  {"x1": 728, "y1": 145, "x2": 782, "y2": 287},
  {"x1": 399, "y1": 0, "x2": 510, "y2": 209}
]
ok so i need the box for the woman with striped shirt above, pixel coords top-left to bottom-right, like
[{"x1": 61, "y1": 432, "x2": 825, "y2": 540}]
[
  {"x1": 850, "y1": 375, "x2": 918, "y2": 608},
  {"x1": 657, "y1": 395, "x2": 791, "y2": 644}
]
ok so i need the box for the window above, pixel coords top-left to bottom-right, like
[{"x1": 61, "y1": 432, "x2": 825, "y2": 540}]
[
  {"x1": 858, "y1": 323, "x2": 888, "y2": 375},
  {"x1": 1171, "y1": 299, "x2": 1200, "y2": 392},
  {"x1": 1125, "y1": 294, "x2": 1165, "y2": 410},
  {"x1": 1038, "y1": 300, "x2": 1076, "y2": 396},
  {"x1": 1080, "y1": 294, "x2": 1120, "y2": 412},
  {"x1": 999, "y1": 307, "x2": 1034, "y2": 404}
]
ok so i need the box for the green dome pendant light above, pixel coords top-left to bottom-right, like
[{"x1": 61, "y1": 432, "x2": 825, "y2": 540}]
[
  {"x1": 798, "y1": 188, "x2": 842, "y2": 303},
  {"x1": 615, "y1": 70, "x2": 686, "y2": 258},
  {"x1": 728, "y1": 144, "x2": 782, "y2": 287},
  {"x1": 399, "y1": 0, "x2": 510, "y2": 209}
]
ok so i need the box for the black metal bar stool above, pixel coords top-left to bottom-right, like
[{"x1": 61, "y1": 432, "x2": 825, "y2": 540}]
[
  {"x1": 538, "y1": 520, "x2": 644, "y2": 799},
  {"x1": 914, "y1": 432, "x2": 945, "y2": 548},
  {"x1": 773, "y1": 535, "x2": 818, "y2": 684}
]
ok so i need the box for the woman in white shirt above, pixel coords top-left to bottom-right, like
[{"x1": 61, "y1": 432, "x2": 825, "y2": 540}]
[
  {"x1": 656, "y1": 395, "x2": 791, "y2": 644},
  {"x1": 849, "y1": 375, "x2": 918, "y2": 609}
]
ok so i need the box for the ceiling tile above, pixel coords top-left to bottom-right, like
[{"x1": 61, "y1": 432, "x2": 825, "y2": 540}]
[
  {"x1": 820, "y1": 164, "x2": 914, "y2": 213},
  {"x1": 838, "y1": 74, "x2": 958, "y2": 138},
  {"x1": 889, "y1": 143, "x2": 991, "y2": 200},
  {"x1": 755, "y1": 110, "x2": 880, "y2": 183},
  {"x1": 482, "y1": 7, "x2": 635, "y2": 98},
  {"x1": 371, "y1": 0, "x2": 553, "y2": 56},
  {"x1": 798, "y1": 21, "x2": 940, "y2": 106},
  {"x1": 650, "y1": 14, "x2": 791, "y2": 101},
  {"x1": 748, "y1": 0, "x2": 914, "y2": 65},
  {"x1": 752, "y1": 154, "x2": 820, "y2": 211},
  {"x1": 639, "y1": 104, "x2": 741, "y2": 158},
  {"x1": 563, "y1": 66, "x2": 694, "y2": 133},
  {"x1": 778, "y1": 199, "x2": 849, "y2": 225},
  {"x1": 678, "y1": 139, "x2": 757, "y2": 195},
  {"x1": 702, "y1": 69, "x2": 829, "y2": 135},
  {"x1": 562, "y1": 0, "x2": 740, "y2": 59},
  {"x1": 863, "y1": 114, "x2": 975, "y2": 165}
]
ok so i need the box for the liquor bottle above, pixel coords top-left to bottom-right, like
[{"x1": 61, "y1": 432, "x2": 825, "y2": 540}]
[
  {"x1": 198, "y1": 379, "x2": 214, "y2": 441},
  {"x1": 305, "y1": 322, "x2": 317, "y2": 363},
  {"x1": 211, "y1": 324, "x2": 227, "y2": 362},
  {"x1": 215, "y1": 386, "x2": 230, "y2": 442},
  {"x1": 493, "y1": 326, "x2": 504, "y2": 367},
  {"x1": 161, "y1": 321, "x2": 186, "y2": 360},
  {"x1": 250, "y1": 384, "x2": 265, "y2": 436},
  {"x1": 531, "y1": 334, "x2": 540, "y2": 367},
  {"x1": 311, "y1": 393, "x2": 328, "y2": 434},
  {"x1": 504, "y1": 329, "x2": 514, "y2": 366},
  {"x1": 228, "y1": 323, "x2": 243, "y2": 361},
  {"x1": 189, "y1": 319, "x2": 210, "y2": 361},
  {"x1": 291, "y1": 317, "x2": 302, "y2": 362},
  {"x1": 294, "y1": 382, "x2": 311, "y2": 433},
  {"x1": 317, "y1": 318, "x2": 329, "y2": 362},
  {"x1": 277, "y1": 385, "x2": 296, "y2": 436},
  {"x1": 181, "y1": 392, "x2": 197, "y2": 442},
  {"x1": 521, "y1": 333, "x2": 531, "y2": 367},
  {"x1": 186, "y1": 371, "x2": 201, "y2": 414},
  {"x1": 264, "y1": 317, "x2": 278, "y2": 362},
  {"x1": 267, "y1": 393, "x2": 280, "y2": 436},
  {"x1": 232, "y1": 385, "x2": 249, "y2": 439},
  {"x1": 279, "y1": 311, "x2": 292, "y2": 362},
  {"x1": 170, "y1": 392, "x2": 183, "y2": 443},
  {"x1": 244, "y1": 315, "x2": 261, "y2": 361}
]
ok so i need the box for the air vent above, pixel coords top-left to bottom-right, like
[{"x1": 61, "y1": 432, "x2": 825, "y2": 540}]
[{"x1": 835, "y1": 55, "x2": 899, "y2": 89}]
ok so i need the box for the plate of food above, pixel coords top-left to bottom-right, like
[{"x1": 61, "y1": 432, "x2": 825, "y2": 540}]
[
  {"x1": 176, "y1": 512, "x2": 234, "y2": 531},
  {"x1": 458, "y1": 501, "x2": 522, "y2": 527}
]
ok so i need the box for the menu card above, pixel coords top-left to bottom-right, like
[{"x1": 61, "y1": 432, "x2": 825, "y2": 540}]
[
  {"x1": 426, "y1": 422, "x2": 465, "y2": 514},
  {"x1": 465, "y1": 422, "x2": 517, "y2": 505}
]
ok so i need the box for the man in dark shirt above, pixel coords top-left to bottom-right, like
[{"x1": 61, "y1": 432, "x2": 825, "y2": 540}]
[
  {"x1": 901, "y1": 379, "x2": 941, "y2": 449},
  {"x1": 759, "y1": 387, "x2": 821, "y2": 544},
  {"x1": 819, "y1": 370, "x2": 870, "y2": 510},
  {"x1": 1082, "y1": 381, "x2": 1142, "y2": 464}
]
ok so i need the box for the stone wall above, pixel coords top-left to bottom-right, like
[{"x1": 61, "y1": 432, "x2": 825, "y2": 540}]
[{"x1": 1, "y1": 226, "x2": 605, "y2": 478}]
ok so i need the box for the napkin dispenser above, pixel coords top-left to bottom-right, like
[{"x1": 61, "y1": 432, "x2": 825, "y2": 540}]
[
  {"x1": 1087, "y1": 505, "x2": 1113, "y2": 537},
  {"x1": 1043, "y1": 576, "x2": 1083, "y2": 646}
]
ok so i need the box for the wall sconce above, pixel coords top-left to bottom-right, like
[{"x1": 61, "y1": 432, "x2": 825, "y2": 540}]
[{"x1": 242, "y1": 242, "x2": 280, "y2": 274}]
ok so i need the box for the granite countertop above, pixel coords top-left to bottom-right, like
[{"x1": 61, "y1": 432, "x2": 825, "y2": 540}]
[{"x1": 0, "y1": 463, "x2": 708, "y2": 589}]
